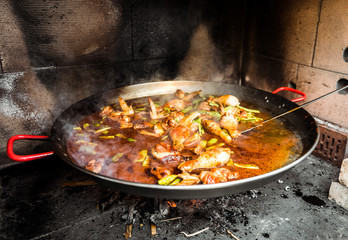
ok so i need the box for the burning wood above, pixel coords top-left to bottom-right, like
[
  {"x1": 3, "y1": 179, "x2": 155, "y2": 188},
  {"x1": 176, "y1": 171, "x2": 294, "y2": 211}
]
[
  {"x1": 123, "y1": 224, "x2": 132, "y2": 239},
  {"x1": 166, "y1": 200, "x2": 177, "y2": 207},
  {"x1": 151, "y1": 223, "x2": 157, "y2": 236},
  {"x1": 96, "y1": 190, "x2": 121, "y2": 211},
  {"x1": 62, "y1": 180, "x2": 97, "y2": 187},
  {"x1": 227, "y1": 229, "x2": 240, "y2": 240}
]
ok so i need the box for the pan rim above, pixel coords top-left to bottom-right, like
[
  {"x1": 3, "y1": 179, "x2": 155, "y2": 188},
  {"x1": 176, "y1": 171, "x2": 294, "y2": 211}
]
[{"x1": 51, "y1": 80, "x2": 319, "y2": 198}]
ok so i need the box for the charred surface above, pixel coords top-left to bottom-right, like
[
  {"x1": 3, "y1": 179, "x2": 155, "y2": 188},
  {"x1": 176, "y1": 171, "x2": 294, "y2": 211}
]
[{"x1": 0, "y1": 154, "x2": 347, "y2": 239}]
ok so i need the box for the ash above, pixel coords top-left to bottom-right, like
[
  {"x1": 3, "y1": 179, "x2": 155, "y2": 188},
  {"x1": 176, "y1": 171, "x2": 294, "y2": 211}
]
[{"x1": 1, "y1": 154, "x2": 347, "y2": 239}]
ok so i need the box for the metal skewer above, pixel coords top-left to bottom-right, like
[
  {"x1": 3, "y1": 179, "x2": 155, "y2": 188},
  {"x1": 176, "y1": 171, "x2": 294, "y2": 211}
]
[{"x1": 241, "y1": 84, "x2": 348, "y2": 134}]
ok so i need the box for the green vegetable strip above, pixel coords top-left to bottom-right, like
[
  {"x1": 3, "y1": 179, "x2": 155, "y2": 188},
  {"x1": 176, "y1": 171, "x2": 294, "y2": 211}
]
[
  {"x1": 111, "y1": 153, "x2": 124, "y2": 162},
  {"x1": 158, "y1": 175, "x2": 178, "y2": 185},
  {"x1": 99, "y1": 135, "x2": 115, "y2": 139},
  {"x1": 192, "y1": 99, "x2": 202, "y2": 109},
  {"x1": 193, "y1": 118, "x2": 204, "y2": 135},
  {"x1": 199, "y1": 140, "x2": 207, "y2": 148},
  {"x1": 135, "y1": 150, "x2": 148, "y2": 162},
  {"x1": 198, "y1": 111, "x2": 221, "y2": 119},
  {"x1": 234, "y1": 162, "x2": 259, "y2": 169},
  {"x1": 206, "y1": 142, "x2": 225, "y2": 150},
  {"x1": 182, "y1": 106, "x2": 193, "y2": 113},
  {"x1": 94, "y1": 127, "x2": 111, "y2": 133},
  {"x1": 169, "y1": 178, "x2": 181, "y2": 185},
  {"x1": 115, "y1": 133, "x2": 127, "y2": 139},
  {"x1": 198, "y1": 92, "x2": 207, "y2": 100},
  {"x1": 207, "y1": 138, "x2": 218, "y2": 146},
  {"x1": 209, "y1": 102, "x2": 219, "y2": 107},
  {"x1": 161, "y1": 135, "x2": 168, "y2": 140},
  {"x1": 237, "y1": 105, "x2": 260, "y2": 113}
]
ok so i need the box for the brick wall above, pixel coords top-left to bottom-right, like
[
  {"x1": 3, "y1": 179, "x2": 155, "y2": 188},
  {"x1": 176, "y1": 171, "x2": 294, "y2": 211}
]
[{"x1": 244, "y1": 0, "x2": 348, "y2": 129}]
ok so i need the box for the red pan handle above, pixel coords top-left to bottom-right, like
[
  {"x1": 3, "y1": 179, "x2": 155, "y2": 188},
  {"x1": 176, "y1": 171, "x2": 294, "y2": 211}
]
[
  {"x1": 272, "y1": 87, "x2": 306, "y2": 102},
  {"x1": 7, "y1": 135, "x2": 54, "y2": 162}
]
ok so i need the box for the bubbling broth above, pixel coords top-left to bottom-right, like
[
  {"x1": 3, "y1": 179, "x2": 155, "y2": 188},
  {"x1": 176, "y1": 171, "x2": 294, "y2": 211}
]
[{"x1": 67, "y1": 90, "x2": 303, "y2": 185}]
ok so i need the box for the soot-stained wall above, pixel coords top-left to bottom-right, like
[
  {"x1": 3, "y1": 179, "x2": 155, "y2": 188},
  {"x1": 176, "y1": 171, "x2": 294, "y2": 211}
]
[{"x1": 0, "y1": 0, "x2": 245, "y2": 167}]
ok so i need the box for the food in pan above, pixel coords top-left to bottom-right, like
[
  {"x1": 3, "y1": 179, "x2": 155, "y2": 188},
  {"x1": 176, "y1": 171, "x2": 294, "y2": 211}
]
[{"x1": 67, "y1": 89, "x2": 302, "y2": 185}]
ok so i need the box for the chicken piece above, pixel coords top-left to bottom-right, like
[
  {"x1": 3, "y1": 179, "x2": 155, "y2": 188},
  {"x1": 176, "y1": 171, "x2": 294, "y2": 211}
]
[
  {"x1": 100, "y1": 106, "x2": 114, "y2": 117},
  {"x1": 151, "y1": 142, "x2": 182, "y2": 163},
  {"x1": 175, "y1": 89, "x2": 201, "y2": 101},
  {"x1": 175, "y1": 89, "x2": 185, "y2": 99},
  {"x1": 138, "y1": 122, "x2": 165, "y2": 137},
  {"x1": 177, "y1": 172, "x2": 201, "y2": 185},
  {"x1": 150, "y1": 166, "x2": 172, "y2": 179},
  {"x1": 120, "y1": 121, "x2": 133, "y2": 129},
  {"x1": 192, "y1": 140, "x2": 208, "y2": 155},
  {"x1": 100, "y1": 98, "x2": 134, "y2": 127},
  {"x1": 169, "y1": 125, "x2": 190, "y2": 151},
  {"x1": 198, "y1": 101, "x2": 212, "y2": 111},
  {"x1": 85, "y1": 159, "x2": 104, "y2": 173},
  {"x1": 169, "y1": 112, "x2": 200, "y2": 151},
  {"x1": 109, "y1": 114, "x2": 133, "y2": 129},
  {"x1": 161, "y1": 111, "x2": 185, "y2": 130},
  {"x1": 202, "y1": 119, "x2": 232, "y2": 144},
  {"x1": 200, "y1": 168, "x2": 239, "y2": 184},
  {"x1": 148, "y1": 98, "x2": 167, "y2": 119},
  {"x1": 118, "y1": 97, "x2": 134, "y2": 115},
  {"x1": 162, "y1": 99, "x2": 185, "y2": 111},
  {"x1": 178, "y1": 147, "x2": 231, "y2": 172},
  {"x1": 184, "y1": 132, "x2": 201, "y2": 148},
  {"x1": 213, "y1": 95, "x2": 239, "y2": 107},
  {"x1": 133, "y1": 121, "x2": 154, "y2": 130},
  {"x1": 220, "y1": 111, "x2": 241, "y2": 139},
  {"x1": 181, "y1": 113, "x2": 200, "y2": 133}
]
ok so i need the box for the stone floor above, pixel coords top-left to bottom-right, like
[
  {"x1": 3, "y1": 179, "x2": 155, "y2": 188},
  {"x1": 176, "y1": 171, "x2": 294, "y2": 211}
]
[{"x1": 0, "y1": 154, "x2": 347, "y2": 240}]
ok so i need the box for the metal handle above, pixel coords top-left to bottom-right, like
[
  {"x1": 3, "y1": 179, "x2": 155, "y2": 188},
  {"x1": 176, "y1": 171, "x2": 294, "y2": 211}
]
[
  {"x1": 272, "y1": 87, "x2": 306, "y2": 102},
  {"x1": 7, "y1": 135, "x2": 54, "y2": 162}
]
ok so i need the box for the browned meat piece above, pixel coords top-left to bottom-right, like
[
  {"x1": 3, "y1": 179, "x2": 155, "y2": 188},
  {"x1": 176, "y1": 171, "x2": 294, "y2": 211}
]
[
  {"x1": 175, "y1": 89, "x2": 201, "y2": 101},
  {"x1": 178, "y1": 147, "x2": 231, "y2": 172},
  {"x1": 120, "y1": 121, "x2": 133, "y2": 129},
  {"x1": 169, "y1": 112, "x2": 200, "y2": 151},
  {"x1": 133, "y1": 121, "x2": 154, "y2": 130},
  {"x1": 139, "y1": 122, "x2": 165, "y2": 137},
  {"x1": 162, "y1": 99, "x2": 185, "y2": 111},
  {"x1": 202, "y1": 119, "x2": 232, "y2": 144},
  {"x1": 149, "y1": 98, "x2": 167, "y2": 119},
  {"x1": 220, "y1": 111, "x2": 240, "y2": 139},
  {"x1": 118, "y1": 97, "x2": 134, "y2": 115},
  {"x1": 85, "y1": 159, "x2": 104, "y2": 173},
  {"x1": 175, "y1": 89, "x2": 185, "y2": 99},
  {"x1": 100, "y1": 106, "x2": 114, "y2": 117},
  {"x1": 150, "y1": 166, "x2": 172, "y2": 179},
  {"x1": 213, "y1": 95, "x2": 239, "y2": 107},
  {"x1": 200, "y1": 168, "x2": 239, "y2": 184},
  {"x1": 169, "y1": 125, "x2": 190, "y2": 151},
  {"x1": 177, "y1": 172, "x2": 201, "y2": 185},
  {"x1": 151, "y1": 142, "x2": 182, "y2": 162},
  {"x1": 197, "y1": 101, "x2": 212, "y2": 111},
  {"x1": 184, "y1": 132, "x2": 201, "y2": 148},
  {"x1": 100, "y1": 98, "x2": 134, "y2": 128},
  {"x1": 109, "y1": 114, "x2": 133, "y2": 129},
  {"x1": 161, "y1": 111, "x2": 185, "y2": 130}
]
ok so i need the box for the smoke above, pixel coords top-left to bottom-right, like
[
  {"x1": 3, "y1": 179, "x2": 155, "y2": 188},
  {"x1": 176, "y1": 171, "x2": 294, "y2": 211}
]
[{"x1": 175, "y1": 24, "x2": 230, "y2": 83}]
